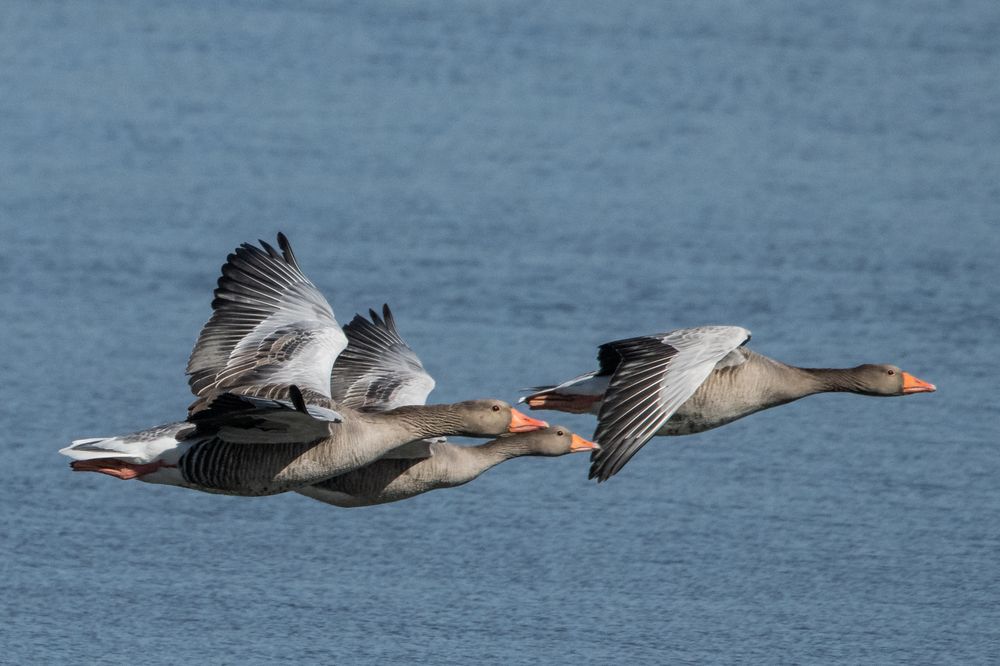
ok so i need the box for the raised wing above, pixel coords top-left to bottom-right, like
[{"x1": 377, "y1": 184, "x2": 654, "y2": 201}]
[
  {"x1": 186, "y1": 233, "x2": 348, "y2": 414},
  {"x1": 330, "y1": 304, "x2": 436, "y2": 411},
  {"x1": 589, "y1": 326, "x2": 751, "y2": 481}
]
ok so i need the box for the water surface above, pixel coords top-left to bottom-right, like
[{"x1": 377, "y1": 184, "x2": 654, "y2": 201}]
[{"x1": 2, "y1": 2, "x2": 998, "y2": 663}]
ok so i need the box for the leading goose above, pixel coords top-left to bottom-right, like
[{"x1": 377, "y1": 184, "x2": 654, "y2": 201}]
[
  {"x1": 522, "y1": 326, "x2": 935, "y2": 481},
  {"x1": 60, "y1": 234, "x2": 547, "y2": 495},
  {"x1": 296, "y1": 305, "x2": 598, "y2": 506}
]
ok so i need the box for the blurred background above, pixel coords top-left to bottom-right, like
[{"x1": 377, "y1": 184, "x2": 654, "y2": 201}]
[{"x1": 1, "y1": 1, "x2": 998, "y2": 663}]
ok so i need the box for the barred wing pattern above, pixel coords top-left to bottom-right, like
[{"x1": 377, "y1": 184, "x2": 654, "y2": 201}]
[
  {"x1": 186, "y1": 233, "x2": 348, "y2": 414},
  {"x1": 590, "y1": 326, "x2": 751, "y2": 481},
  {"x1": 330, "y1": 304, "x2": 436, "y2": 412}
]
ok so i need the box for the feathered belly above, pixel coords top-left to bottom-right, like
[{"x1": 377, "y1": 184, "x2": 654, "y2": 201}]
[
  {"x1": 177, "y1": 438, "x2": 328, "y2": 496},
  {"x1": 657, "y1": 402, "x2": 762, "y2": 436}
]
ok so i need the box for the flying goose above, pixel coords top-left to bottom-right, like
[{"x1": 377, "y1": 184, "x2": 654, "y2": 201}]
[
  {"x1": 522, "y1": 326, "x2": 935, "y2": 481},
  {"x1": 299, "y1": 426, "x2": 598, "y2": 507},
  {"x1": 61, "y1": 235, "x2": 547, "y2": 495},
  {"x1": 293, "y1": 306, "x2": 597, "y2": 506}
]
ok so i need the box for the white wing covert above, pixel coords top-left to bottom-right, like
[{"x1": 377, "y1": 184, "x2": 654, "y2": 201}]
[{"x1": 186, "y1": 233, "x2": 348, "y2": 414}]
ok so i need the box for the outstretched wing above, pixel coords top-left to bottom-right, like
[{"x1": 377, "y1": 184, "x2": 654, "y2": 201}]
[
  {"x1": 589, "y1": 326, "x2": 751, "y2": 481},
  {"x1": 186, "y1": 233, "x2": 347, "y2": 414},
  {"x1": 330, "y1": 304, "x2": 436, "y2": 411}
]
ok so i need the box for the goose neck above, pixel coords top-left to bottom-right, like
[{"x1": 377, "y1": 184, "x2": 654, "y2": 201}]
[
  {"x1": 799, "y1": 367, "x2": 867, "y2": 394},
  {"x1": 475, "y1": 436, "x2": 535, "y2": 463},
  {"x1": 382, "y1": 404, "x2": 468, "y2": 439}
]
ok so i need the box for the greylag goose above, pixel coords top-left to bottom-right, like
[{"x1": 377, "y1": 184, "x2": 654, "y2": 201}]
[
  {"x1": 521, "y1": 326, "x2": 936, "y2": 481},
  {"x1": 292, "y1": 305, "x2": 597, "y2": 506},
  {"x1": 299, "y1": 426, "x2": 599, "y2": 507},
  {"x1": 60, "y1": 235, "x2": 547, "y2": 495},
  {"x1": 63, "y1": 390, "x2": 543, "y2": 495}
]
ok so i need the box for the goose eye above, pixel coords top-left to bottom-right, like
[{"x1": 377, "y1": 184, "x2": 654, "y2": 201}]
[
  {"x1": 557, "y1": 430, "x2": 564, "y2": 436},
  {"x1": 887, "y1": 370, "x2": 895, "y2": 375},
  {"x1": 491, "y1": 405, "x2": 500, "y2": 412}
]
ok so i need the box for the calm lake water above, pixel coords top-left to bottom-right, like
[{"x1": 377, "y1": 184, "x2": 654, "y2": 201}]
[{"x1": 2, "y1": 1, "x2": 999, "y2": 663}]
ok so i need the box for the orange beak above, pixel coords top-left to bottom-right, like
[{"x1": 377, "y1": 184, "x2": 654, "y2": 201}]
[
  {"x1": 901, "y1": 372, "x2": 936, "y2": 394},
  {"x1": 569, "y1": 434, "x2": 600, "y2": 452},
  {"x1": 508, "y1": 408, "x2": 549, "y2": 432}
]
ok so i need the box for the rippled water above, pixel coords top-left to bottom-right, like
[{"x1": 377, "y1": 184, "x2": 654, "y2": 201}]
[{"x1": 2, "y1": 2, "x2": 999, "y2": 663}]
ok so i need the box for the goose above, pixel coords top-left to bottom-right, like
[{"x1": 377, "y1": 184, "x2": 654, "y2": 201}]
[
  {"x1": 60, "y1": 234, "x2": 548, "y2": 495},
  {"x1": 521, "y1": 326, "x2": 936, "y2": 481},
  {"x1": 299, "y1": 426, "x2": 599, "y2": 507},
  {"x1": 292, "y1": 305, "x2": 597, "y2": 506},
  {"x1": 64, "y1": 389, "x2": 544, "y2": 495}
]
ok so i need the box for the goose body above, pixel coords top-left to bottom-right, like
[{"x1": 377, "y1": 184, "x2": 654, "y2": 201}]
[
  {"x1": 298, "y1": 426, "x2": 598, "y2": 507},
  {"x1": 298, "y1": 306, "x2": 596, "y2": 505},
  {"x1": 63, "y1": 393, "x2": 545, "y2": 495},
  {"x1": 61, "y1": 234, "x2": 547, "y2": 495},
  {"x1": 522, "y1": 327, "x2": 936, "y2": 481}
]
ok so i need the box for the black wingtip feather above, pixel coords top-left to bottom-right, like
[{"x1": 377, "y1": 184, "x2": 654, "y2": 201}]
[
  {"x1": 289, "y1": 385, "x2": 308, "y2": 413},
  {"x1": 588, "y1": 436, "x2": 627, "y2": 482},
  {"x1": 381, "y1": 304, "x2": 396, "y2": 331},
  {"x1": 588, "y1": 434, "x2": 646, "y2": 481},
  {"x1": 342, "y1": 304, "x2": 406, "y2": 348},
  {"x1": 276, "y1": 232, "x2": 298, "y2": 267},
  {"x1": 258, "y1": 239, "x2": 280, "y2": 259}
]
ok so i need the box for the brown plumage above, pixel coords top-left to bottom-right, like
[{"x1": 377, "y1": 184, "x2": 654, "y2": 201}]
[
  {"x1": 522, "y1": 327, "x2": 936, "y2": 481},
  {"x1": 298, "y1": 426, "x2": 598, "y2": 507}
]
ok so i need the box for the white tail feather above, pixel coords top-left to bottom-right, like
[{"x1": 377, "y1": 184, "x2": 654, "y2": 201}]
[
  {"x1": 60, "y1": 422, "x2": 190, "y2": 464},
  {"x1": 60, "y1": 437, "x2": 146, "y2": 461}
]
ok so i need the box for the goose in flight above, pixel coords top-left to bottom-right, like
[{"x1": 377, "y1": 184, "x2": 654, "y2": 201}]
[
  {"x1": 61, "y1": 235, "x2": 547, "y2": 495},
  {"x1": 522, "y1": 326, "x2": 935, "y2": 481},
  {"x1": 294, "y1": 305, "x2": 597, "y2": 506}
]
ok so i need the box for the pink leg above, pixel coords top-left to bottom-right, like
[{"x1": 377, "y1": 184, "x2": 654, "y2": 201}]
[
  {"x1": 525, "y1": 393, "x2": 600, "y2": 414},
  {"x1": 70, "y1": 459, "x2": 172, "y2": 480}
]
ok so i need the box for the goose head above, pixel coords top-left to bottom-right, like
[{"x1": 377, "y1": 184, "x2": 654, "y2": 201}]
[
  {"x1": 452, "y1": 400, "x2": 550, "y2": 436},
  {"x1": 851, "y1": 364, "x2": 936, "y2": 396},
  {"x1": 512, "y1": 426, "x2": 601, "y2": 456}
]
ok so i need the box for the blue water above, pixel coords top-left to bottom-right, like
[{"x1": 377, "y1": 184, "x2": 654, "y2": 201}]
[{"x1": 2, "y1": 1, "x2": 999, "y2": 663}]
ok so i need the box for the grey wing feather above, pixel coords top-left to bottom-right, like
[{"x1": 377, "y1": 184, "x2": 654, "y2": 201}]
[
  {"x1": 186, "y1": 233, "x2": 348, "y2": 414},
  {"x1": 330, "y1": 304, "x2": 436, "y2": 411},
  {"x1": 589, "y1": 326, "x2": 751, "y2": 481},
  {"x1": 189, "y1": 390, "x2": 342, "y2": 445}
]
